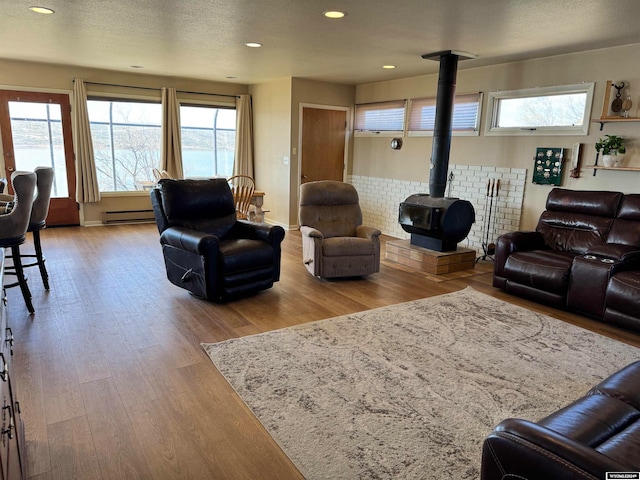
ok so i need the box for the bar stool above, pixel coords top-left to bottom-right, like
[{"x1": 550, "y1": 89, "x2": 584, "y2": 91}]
[
  {"x1": 0, "y1": 171, "x2": 37, "y2": 314},
  {"x1": 19, "y1": 167, "x2": 54, "y2": 290}
]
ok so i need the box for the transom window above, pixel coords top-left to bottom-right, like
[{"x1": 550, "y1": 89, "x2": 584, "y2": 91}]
[
  {"x1": 486, "y1": 83, "x2": 594, "y2": 136},
  {"x1": 354, "y1": 100, "x2": 406, "y2": 136},
  {"x1": 408, "y1": 92, "x2": 482, "y2": 136}
]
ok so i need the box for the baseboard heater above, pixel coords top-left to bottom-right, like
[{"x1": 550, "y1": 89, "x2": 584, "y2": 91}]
[{"x1": 102, "y1": 209, "x2": 155, "y2": 224}]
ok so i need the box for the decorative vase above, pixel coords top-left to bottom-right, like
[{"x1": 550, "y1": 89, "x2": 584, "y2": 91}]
[{"x1": 602, "y1": 154, "x2": 620, "y2": 167}]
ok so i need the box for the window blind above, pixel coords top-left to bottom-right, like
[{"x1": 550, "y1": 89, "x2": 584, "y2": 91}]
[
  {"x1": 408, "y1": 93, "x2": 481, "y2": 133},
  {"x1": 354, "y1": 100, "x2": 406, "y2": 132}
]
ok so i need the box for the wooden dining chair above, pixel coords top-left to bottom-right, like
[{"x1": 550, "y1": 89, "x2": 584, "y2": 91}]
[
  {"x1": 152, "y1": 168, "x2": 173, "y2": 183},
  {"x1": 227, "y1": 175, "x2": 255, "y2": 220}
]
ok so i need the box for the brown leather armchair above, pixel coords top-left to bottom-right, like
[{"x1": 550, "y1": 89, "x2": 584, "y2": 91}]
[
  {"x1": 151, "y1": 178, "x2": 285, "y2": 301},
  {"x1": 299, "y1": 181, "x2": 381, "y2": 278},
  {"x1": 481, "y1": 361, "x2": 640, "y2": 479}
]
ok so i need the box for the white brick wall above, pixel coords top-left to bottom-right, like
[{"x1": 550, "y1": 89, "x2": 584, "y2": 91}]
[{"x1": 348, "y1": 164, "x2": 526, "y2": 253}]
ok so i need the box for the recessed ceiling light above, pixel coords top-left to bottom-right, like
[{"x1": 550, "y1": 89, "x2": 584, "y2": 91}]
[
  {"x1": 245, "y1": 42, "x2": 262, "y2": 48},
  {"x1": 29, "y1": 6, "x2": 55, "y2": 14},
  {"x1": 383, "y1": 65, "x2": 396, "y2": 69},
  {"x1": 323, "y1": 11, "x2": 346, "y2": 19}
]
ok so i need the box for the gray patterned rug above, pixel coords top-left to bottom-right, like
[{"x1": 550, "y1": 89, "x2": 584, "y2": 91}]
[{"x1": 202, "y1": 287, "x2": 639, "y2": 479}]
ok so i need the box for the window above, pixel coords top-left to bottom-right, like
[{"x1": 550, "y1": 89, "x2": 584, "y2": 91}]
[
  {"x1": 87, "y1": 99, "x2": 238, "y2": 192},
  {"x1": 180, "y1": 105, "x2": 236, "y2": 178},
  {"x1": 7, "y1": 101, "x2": 69, "y2": 197},
  {"x1": 87, "y1": 100, "x2": 162, "y2": 192},
  {"x1": 408, "y1": 92, "x2": 482, "y2": 136},
  {"x1": 354, "y1": 100, "x2": 406, "y2": 136},
  {"x1": 486, "y1": 83, "x2": 594, "y2": 136}
]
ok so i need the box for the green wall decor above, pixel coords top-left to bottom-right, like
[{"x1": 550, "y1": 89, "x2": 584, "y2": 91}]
[{"x1": 533, "y1": 148, "x2": 564, "y2": 185}]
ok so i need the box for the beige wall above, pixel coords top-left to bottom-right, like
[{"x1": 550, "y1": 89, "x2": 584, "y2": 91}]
[
  {"x1": 354, "y1": 44, "x2": 640, "y2": 230},
  {"x1": 249, "y1": 78, "x2": 293, "y2": 227},
  {"x1": 290, "y1": 78, "x2": 355, "y2": 225},
  {"x1": 3, "y1": 45, "x2": 640, "y2": 231},
  {"x1": 0, "y1": 60, "x2": 355, "y2": 229},
  {"x1": 250, "y1": 77, "x2": 355, "y2": 227},
  {"x1": 0, "y1": 59, "x2": 249, "y2": 225}
]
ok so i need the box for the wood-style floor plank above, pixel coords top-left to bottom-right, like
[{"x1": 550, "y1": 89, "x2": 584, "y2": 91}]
[
  {"x1": 4, "y1": 224, "x2": 640, "y2": 480},
  {"x1": 80, "y1": 378, "x2": 154, "y2": 480}
]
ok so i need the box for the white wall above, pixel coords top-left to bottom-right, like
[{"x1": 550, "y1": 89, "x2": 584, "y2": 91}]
[
  {"x1": 352, "y1": 44, "x2": 640, "y2": 231},
  {"x1": 350, "y1": 164, "x2": 526, "y2": 251}
]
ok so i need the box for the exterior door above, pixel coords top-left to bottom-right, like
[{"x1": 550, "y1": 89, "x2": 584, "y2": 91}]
[
  {"x1": 0, "y1": 90, "x2": 79, "y2": 226},
  {"x1": 300, "y1": 107, "x2": 347, "y2": 183}
]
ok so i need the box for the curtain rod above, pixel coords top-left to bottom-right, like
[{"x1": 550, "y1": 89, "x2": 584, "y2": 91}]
[{"x1": 74, "y1": 79, "x2": 240, "y2": 99}]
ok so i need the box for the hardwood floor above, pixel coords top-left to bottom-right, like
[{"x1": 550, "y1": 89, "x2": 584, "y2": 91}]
[{"x1": 6, "y1": 224, "x2": 640, "y2": 480}]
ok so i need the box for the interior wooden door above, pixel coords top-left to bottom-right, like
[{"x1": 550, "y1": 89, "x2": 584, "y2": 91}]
[
  {"x1": 300, "y1": 107, "x2": 347, "y2": 184},
  {"x1": 0, "y1": 90, "x2": 79, "y2": 226}
]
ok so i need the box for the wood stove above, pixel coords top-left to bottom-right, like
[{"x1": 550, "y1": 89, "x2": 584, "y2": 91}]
[
  {"x1": 399, "y1": 194, "x2": 475, "y2": 252},
  {"x1": 398, "y1": 50, "x2": 477, "y2": 252}
]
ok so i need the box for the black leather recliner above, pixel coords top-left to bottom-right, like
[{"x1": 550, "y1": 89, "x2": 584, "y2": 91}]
[{"x1": 151, "y1": 178, "x2": 285, "y2": 301}]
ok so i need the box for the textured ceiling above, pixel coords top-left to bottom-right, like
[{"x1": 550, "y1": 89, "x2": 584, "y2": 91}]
[{"x1": 1, "y1": 0, "x2": 640, "y2": 85}]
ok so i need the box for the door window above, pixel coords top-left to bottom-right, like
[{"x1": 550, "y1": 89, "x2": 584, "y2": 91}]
[{"x1": 8, "y1": 101, "x2": 69, "y2": 197}]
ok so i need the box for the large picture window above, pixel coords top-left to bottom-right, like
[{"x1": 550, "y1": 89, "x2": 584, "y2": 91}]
[
  {"x1": 180, "y1": 105, "x2": 236, "y2": 178},
  {"x1": 87, "y1": 99, "x2": 237, "y2": 192},
  {"x1": 87, "y1": 100, "x2": 162, "y2": 192},
  {"x1": 486, "y1": 83, "x2": 594, "y2": 136}
]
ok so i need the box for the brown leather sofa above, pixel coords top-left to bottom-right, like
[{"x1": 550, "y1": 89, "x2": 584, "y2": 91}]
[
  {"x1": 493, "y1": 188, "x2": 640, "y2": 332},
  {"x1": 481, "y1": 360, "x2": 640, "y2": 479}
]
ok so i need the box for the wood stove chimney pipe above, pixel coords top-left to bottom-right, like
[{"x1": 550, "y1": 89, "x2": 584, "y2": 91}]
[{"x1": 422, "y1": 50, "x2": 477, "y2": 198}]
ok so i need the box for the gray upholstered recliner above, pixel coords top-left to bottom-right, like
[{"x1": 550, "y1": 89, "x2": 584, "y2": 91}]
[{"x1": 299, "y1": 181, "x2": 381, "y2": 278}]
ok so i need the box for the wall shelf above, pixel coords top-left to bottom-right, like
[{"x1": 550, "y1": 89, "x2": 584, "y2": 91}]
[
  {"x1": 592, "y1": 117, "x2": 640, "y2": 130},
  {"x1": 587, "y1": 165, "x2": 640, "y2": 176}
]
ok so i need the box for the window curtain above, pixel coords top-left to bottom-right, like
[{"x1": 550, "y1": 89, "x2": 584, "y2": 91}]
[
  {"x1": 72, "y1": 78, "x2": 101, "y2": 203},
  {"x1": 161, "y1": 87, "x2": 183, "y2": 179},
  {"x1": 233, "y1": 94, "x2": 254, "y2": 178}
]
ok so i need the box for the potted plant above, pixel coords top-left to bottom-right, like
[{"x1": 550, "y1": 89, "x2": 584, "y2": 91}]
[{"x1": 595, "y1": 135, "x2": 626, "y2": 167}]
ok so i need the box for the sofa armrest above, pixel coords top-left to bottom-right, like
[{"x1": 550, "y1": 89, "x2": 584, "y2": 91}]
[
  {"x1": 482, "y1": 418, "x2": 629, "y2": 480},
  {"x1": 494, "y1": 231, "x2": 546, "y2": 279},
  {"x1": 497, "y1": 231, "x2": 546, "y2": 252},
  {"x1": 160, "y1": 227, "x2": 220, "y2": 255},
  {"x1": 232, "y1": 220, "x2": 286, "y2": 245},
  {"x1": 588, "y1": 243, "x2": 640, "y2": 265},
  {"x1": 356, "y1": 225, "x2": 381, "y2": 241}
]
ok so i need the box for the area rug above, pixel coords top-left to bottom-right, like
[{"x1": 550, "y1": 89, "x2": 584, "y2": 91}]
[{"x1": 202, "y1": 287, "x2": 639, "y2": 479}]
